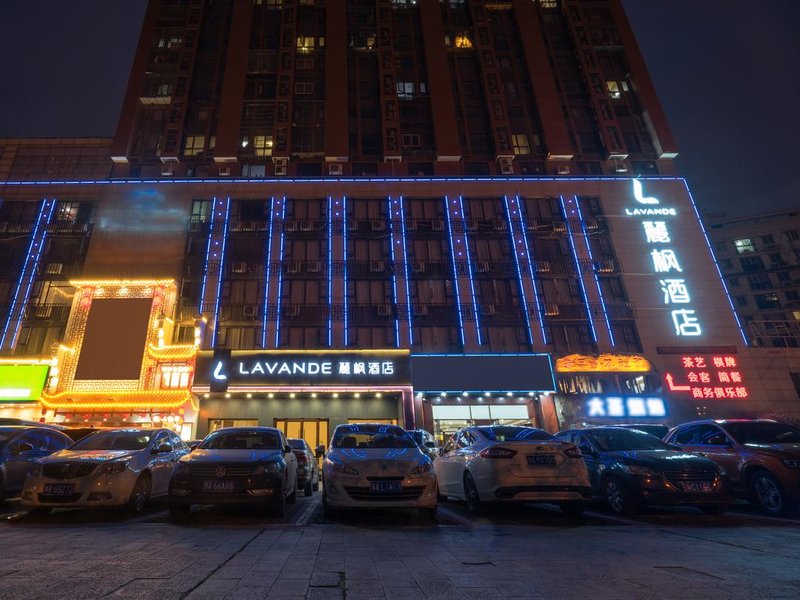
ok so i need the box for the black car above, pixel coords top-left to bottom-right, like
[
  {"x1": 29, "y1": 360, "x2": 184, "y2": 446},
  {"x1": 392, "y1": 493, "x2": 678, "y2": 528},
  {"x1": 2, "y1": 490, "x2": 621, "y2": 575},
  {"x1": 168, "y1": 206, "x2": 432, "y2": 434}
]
[
  {"x1": 615, "y1": 424, "x2": 670, "y2": 439},
  {"x1": 0, "y1": 426, "x2": 73, "y2": 503},
  {"x1": 555, "y1": 427, "x2": 732, "y2": 515},
  {"x1": 287, "y1": 438, "x2": 320, "y2": 496}
]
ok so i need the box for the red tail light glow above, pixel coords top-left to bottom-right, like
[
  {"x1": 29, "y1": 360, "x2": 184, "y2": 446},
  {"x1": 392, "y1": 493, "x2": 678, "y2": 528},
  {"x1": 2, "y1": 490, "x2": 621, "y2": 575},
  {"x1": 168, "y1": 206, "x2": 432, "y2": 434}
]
[{"x1": 480, "y1": 446, "x2": 517, "y2": 459}]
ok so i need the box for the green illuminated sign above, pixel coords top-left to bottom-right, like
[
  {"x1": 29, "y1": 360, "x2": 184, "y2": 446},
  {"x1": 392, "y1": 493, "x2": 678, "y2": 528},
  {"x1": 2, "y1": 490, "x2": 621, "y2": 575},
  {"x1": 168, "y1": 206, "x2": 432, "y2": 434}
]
[{"x1": 0, "y1": 365, "x2": 50, "y2": 402}]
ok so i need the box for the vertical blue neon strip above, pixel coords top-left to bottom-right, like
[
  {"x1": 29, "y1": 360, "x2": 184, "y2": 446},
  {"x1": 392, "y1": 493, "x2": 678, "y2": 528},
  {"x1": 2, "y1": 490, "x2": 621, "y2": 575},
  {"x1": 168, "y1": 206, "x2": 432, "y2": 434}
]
[
  {"x1": 274, "y1": 196, "x2": 287, "y2": 348},
  {"x1": 327, "y1": 196, "x2": 333, "y2": 347},
  {"x1": 574, "y1": 195, "x2": 615, "y2": 347},
  {"x1": 343, "y1": 195, "x2": 349, "y2": 347},
  {"x1": 388, "y1": 196, "x2": 401, "y2": 347},
  {"x1": 210, "y1": 197, "x2": 231, "y2": 347},
  {"x1": 560, "y1": 195, "x2": 598, "y2": 344},
  {"x1": 1, "y1": 198, "x2": 56, "y2": 349},
  {"x1": 261, "y1": 196, "x2": 276, "y2": 349},
  {"x1": 682, "y1": 179, "x2": 748, "y2": 345},
  {"x1": 198, "y1": 196, "x2": 217, "y2": 314},
  {"x1": 444, "y1": 195, "x2": 466, "y2": 347},
  {"x1": 458, "y1": 195, "x2": 482, "y2": 345},
  {"x1": 503, "y1": 195, "x2": 534, "y2": 347},
  {"x1": 514, "y1": 194, "x2": 548, "y2": 344},
  {"x1": 398, "y1": 195, "x2": 413, "y2": 346}
]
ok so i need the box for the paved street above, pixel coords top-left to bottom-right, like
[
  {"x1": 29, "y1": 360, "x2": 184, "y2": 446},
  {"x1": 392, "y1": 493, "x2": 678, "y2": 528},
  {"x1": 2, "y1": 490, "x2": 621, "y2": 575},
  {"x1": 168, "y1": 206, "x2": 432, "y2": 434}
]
[{"x1": 0, "y1": 494, "x2": 799, "y2": 600}]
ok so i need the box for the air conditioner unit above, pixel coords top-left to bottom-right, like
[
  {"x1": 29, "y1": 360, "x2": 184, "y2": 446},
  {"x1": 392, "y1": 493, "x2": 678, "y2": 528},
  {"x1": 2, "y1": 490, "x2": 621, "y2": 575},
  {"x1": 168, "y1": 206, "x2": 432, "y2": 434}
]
[
  {"x1": 556, "y1": 164, "x2": 570, "y2": 175},
  {"x1": 476, "y1": 260, "x2": 490, "y2": 273},
  {"x1": 498, "y1": 157, "x2": 514, "y2": 175},
  {"x1": 243, "y1": 305, "x2": 258, "y2": 319},
  {"x1": 377, "y1": 304, "x2": 392, "y2": 317},
  {"x1": 218, "y1": 167, "x2": 231, "y2": 177},
  {"x1": 370, "y1": 261, "x2": 385, "y2": 272},
  {"x1": 328, "y1": 163, "x2": 343, "y2": 175},
  {"x1": 273, "y1": 157, "x2": 288, "y2": 176}
]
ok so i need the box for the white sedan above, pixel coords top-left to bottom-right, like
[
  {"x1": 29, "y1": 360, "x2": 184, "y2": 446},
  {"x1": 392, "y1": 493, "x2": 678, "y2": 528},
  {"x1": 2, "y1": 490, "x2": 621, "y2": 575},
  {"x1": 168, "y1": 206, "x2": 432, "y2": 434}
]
[
  {"x1": 322, "y1": 423, "x2": 437, "y2": 519},
  {"x1": 21, "y1": 428, "x2": 189, "y2": 513},
  {"x1": 435, "y1": 426, "x2": 591, "y2": 515}
]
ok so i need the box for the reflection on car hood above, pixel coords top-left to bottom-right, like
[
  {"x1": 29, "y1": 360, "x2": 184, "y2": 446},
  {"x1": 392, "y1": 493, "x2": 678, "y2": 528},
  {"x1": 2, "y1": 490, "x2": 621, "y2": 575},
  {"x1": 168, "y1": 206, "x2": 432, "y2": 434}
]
[
  {"x1": 183, "y1": 449, "x2": 283, "y2": 463},
  {"x1": 329, "y1": 447, "x2": 426, "y2": 475},
  {"x1": 743, "y1": 442, "x2": 800, "y2": 456},
  {"x1": 605, "y1": 449, "x2": 714, "y2": 471},
  {"x1": 43, "y1": 449, "x2": 140, "y2": 463}
]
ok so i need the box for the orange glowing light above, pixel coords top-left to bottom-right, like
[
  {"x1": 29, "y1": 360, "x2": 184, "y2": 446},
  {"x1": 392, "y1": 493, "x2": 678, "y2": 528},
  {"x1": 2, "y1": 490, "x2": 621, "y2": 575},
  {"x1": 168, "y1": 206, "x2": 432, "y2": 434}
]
[
  {"x1": 40, "y1": 390, "x2": 197, "y2": 411},
  {"x1": 146, "y1": 344, "x2": 198, "y2": 361},
  {"x1": 555, "y1": 353, "x2": 651, "y2": 373}
]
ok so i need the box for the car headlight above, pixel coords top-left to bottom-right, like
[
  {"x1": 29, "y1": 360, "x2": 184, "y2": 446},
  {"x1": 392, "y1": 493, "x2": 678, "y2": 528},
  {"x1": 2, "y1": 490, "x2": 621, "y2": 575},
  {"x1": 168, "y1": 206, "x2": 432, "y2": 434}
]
[
  {"x1": 621, "y1": 464, "x2": 657, "y2": 478},
  {"x1": 96, "y1": 460, "x2": 129, "y2": 476},
  {"x1": 254, "y1": 461, "x2": 282, "y2": 475},
  {"x1": 28, "y1": 463, "x2": 42, "y2": 477},
  {"x1": 782, "y1": 458, "x2": 800, "y2": 469},
  {"x1": 410, "y1": 461, "x2": 433, "y2": 475},
  {"x1": 330, "y1": 460, "x2": 359, "y2": 475}
]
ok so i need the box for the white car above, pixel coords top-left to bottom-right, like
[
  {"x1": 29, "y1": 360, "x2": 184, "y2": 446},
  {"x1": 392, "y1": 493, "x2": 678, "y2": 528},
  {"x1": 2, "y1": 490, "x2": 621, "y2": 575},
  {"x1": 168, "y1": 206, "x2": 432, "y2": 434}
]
[
  {"x1": 435, "y1": 426, "x2": 592, "y2": 515},
  {"x1": 322, "y1": 423, "x2": 437, "y2": 519},
  {"x1": 21, "y1": 428, "x2": 189, "y2": 513}
]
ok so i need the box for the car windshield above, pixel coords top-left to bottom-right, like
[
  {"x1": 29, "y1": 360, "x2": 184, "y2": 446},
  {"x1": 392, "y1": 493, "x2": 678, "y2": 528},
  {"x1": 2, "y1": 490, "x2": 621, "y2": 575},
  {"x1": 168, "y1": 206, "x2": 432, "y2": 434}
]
[
  {"x1": 588, "y1": 428, "x2": 672, "y2": 452},
  {"x1": 71, "y1": 431, "x2": 152, "y2": 451},
  {"x1": 478, "y1": 426, "x2": 555, "y2": 442},
  {"x1": 287, "y1": 439, "x2": 305, "y2": 450},
  {"x1": 201, "y1": 430, "x2": 280, "y2": 450},
  {"x1": 332, "y1": 425, "x2": 417, "y2": 449},
  {"x1": 724, "y1": 422, "x2": 800, "y2": 444}
]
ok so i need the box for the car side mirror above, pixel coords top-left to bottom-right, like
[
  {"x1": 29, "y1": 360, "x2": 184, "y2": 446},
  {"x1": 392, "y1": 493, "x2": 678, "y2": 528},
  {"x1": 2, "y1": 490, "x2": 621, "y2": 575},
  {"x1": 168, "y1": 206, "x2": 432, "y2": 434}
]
[{"x1": 153, "y1": 444, "x2": 172, "y2": 454}]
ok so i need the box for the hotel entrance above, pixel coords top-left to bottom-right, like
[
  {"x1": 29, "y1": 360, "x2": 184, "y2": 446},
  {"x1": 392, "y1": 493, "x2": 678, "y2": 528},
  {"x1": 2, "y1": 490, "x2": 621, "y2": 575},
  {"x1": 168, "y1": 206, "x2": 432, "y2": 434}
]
[{"x1": 274, "y1": 418, "x2": 329, "y2": 453}]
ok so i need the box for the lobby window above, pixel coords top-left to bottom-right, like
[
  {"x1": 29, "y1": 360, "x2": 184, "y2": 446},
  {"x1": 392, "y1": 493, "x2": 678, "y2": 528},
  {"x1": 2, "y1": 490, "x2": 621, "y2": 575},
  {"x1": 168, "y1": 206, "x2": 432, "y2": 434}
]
[
  {"x1": 183, "y1": 135, "x2": 205, "y2": 156},
  {"x1": 512, "y1": 134, "x2": 531, "y2": 155},
  {"x1": 253, "y1": 135, "x2": 273, "y2": 156},
  {"x1": 734, "y1": 238, "x2": 755, "y2": 253}
]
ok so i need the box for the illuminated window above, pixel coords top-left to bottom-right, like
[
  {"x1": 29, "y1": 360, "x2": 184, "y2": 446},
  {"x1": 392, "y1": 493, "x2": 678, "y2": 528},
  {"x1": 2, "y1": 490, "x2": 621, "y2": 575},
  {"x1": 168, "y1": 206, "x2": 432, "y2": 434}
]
[
  {"x1": 183, "y1": 135, "x2": 205, "y2": 156},
  {"x1": 157, "y1": 83, "x2": 171, "y2": 97},
  {"x1": 159, "y1": 365, "x2": 191, "y2": 389},
  {"x1": 254, "y1": 0, "x2": 283, "y2": 6},
  {"x1": 539, "y1": 0, "x2": 557, "y2": 7},
  {"x1": 734, "y1": 238, "x2": 755, "y2": 253},
  {"x1": 606, "y1": 81, "x2": 621, "y2": 99},
  {"x1": 253, "y1": 135, "x2": 273, "y2": 157},
  {"x1": 397, "y1": 81, "x2": 415, "y2": 99},
  {"x1": 511, "y1": 134, "x2": 530, "y2": 155},
  {"x1": 454, "y1": 34, "x2": 473, "y2": 49},
  {"x1": 296, "y1": 36, "x2": 315, "y2": 51},
  {"x1": 755, "y1": 293, "x2": 780, "y2": 310}
]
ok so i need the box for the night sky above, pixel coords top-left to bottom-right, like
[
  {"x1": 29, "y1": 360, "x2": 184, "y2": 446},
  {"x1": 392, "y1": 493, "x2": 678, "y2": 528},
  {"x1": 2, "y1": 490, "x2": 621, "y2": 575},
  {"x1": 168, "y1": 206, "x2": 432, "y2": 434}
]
[{"x1": 0, "y1": 0, "x2": 798, "y2": 218}]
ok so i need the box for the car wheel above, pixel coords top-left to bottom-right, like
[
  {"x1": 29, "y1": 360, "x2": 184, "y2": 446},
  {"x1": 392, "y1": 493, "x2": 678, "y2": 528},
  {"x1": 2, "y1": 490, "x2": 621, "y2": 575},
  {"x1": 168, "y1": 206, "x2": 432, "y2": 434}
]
[
  {"x1": 322, "y1": 492, "x2": 336, "y2": 519},
  {"x1": 559, "y1": 502, "x2": 585, "y2": 516},
  {"x1": 420, "y1": 506, "x2": 437, "y2": 522},
  {"x1": 169, "y1": 503, "x2": 191, "y2": 519},
  {"x1": 699, "y1": 504, "x2": 726, "y2": 516},
  {"x1": 304, "y1": 480, "x2": 313, "y2": 496},
  {"x1": 127, "y1": 473, "x2": 151, "y2": 514},
  {"x1": 604, "y1": 476, "x2": 636, "y2": 516},
  {"x1": 463, "y1": 472, "x2": 483, "y2": 514},
  {"x1": 749, "y1": 470, "x2": 791, "y2": 516}
]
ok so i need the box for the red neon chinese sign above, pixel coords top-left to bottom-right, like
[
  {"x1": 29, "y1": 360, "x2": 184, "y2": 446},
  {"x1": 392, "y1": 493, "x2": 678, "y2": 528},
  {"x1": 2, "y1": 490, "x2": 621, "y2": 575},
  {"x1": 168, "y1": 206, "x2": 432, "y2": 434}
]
[{"x1": 665, "y1": 355, "x2": 748, "y2": 399}]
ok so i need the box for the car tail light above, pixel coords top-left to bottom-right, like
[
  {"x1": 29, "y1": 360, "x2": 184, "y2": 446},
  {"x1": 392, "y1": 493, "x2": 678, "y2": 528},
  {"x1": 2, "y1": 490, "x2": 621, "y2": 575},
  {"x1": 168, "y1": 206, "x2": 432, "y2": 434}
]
[
  {"x1": 563, "y1": 446, "x2": 582, "y2": 459},
  {"x1": 296, "y1": 452, "x2": 308, "y2": 464},
  {"x1": 480, "y1": 447, "x2": 517, "y2": 459}
]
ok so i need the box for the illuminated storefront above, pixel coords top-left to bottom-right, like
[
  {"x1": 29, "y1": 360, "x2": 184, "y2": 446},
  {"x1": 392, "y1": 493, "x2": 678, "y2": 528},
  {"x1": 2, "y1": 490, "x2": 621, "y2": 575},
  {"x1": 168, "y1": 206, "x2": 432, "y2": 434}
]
[{"x1": 0, "y1": 359, "x2": 53, "y2": 422}]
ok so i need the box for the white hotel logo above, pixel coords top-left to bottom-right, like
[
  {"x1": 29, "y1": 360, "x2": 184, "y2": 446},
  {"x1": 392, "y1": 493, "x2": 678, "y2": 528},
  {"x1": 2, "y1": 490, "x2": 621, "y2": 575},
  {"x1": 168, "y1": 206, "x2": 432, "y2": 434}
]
[{"x1": 627, "y1": 179, "x2": 702, "y2": 338}]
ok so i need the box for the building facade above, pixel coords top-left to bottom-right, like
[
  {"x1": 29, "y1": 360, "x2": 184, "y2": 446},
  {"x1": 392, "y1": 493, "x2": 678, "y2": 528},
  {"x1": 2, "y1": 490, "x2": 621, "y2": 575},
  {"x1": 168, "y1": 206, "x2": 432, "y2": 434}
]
[{"x1": 1, "y1": 0, "x2": 792, "y2": 446}]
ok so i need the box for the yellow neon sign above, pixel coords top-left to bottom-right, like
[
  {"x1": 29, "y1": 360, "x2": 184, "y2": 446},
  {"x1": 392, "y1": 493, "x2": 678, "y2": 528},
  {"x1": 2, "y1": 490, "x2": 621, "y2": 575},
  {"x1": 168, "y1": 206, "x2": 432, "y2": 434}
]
[{"x1": 555, "y1": 353, "x2": 652, "y2": 373}]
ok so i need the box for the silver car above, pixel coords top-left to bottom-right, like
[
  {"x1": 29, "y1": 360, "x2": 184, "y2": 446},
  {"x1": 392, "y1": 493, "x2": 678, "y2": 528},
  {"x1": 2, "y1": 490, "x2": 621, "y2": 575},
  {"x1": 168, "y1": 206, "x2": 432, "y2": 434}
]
[{"x1": 21, "y1": 428, "x2": 189, "y2": 513}]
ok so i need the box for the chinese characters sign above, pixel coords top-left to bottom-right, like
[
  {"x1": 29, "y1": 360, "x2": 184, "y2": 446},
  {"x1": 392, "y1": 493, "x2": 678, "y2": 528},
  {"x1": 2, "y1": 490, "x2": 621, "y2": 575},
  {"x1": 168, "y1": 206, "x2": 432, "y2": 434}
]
[
  {"x1": 665, "y1": 354, "x2": 748, "y2": 399},
  {"x1": 195, "y1": 350, "x2": 411, "y2": 391},
  {"x1": 585, "y1": 395, "x2": 667, "y2": 418},
  {"x1": 628, "y1": 179, "x2": 702, "y2": 338}
]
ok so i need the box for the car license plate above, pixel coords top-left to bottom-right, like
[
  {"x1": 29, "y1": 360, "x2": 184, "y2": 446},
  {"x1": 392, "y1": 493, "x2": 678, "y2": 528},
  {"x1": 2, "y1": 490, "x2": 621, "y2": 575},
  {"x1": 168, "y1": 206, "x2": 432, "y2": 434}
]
[
  {"x1": 370, "y1": 481, "x2": 402, "y2": 494},
  {"x1": 203, "y1": 479, "x2": 234, "y2": 492},
  {"x1": 43, "y1": 483, "x2": 74, "y2": 496},
  {"x1": 527, "y1": 454, "x2": 556, "y2": 466},
  {"x1": 680, "y1": 481, "x2": 713, "y2": 493}
]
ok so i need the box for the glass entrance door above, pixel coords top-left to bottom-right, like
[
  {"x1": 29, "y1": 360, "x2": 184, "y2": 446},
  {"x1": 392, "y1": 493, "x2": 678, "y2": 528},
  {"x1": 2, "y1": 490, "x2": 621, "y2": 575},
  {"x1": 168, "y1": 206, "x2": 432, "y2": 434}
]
[{"x1": 274, "y1": 419, "x2": 330, "y2": 454}]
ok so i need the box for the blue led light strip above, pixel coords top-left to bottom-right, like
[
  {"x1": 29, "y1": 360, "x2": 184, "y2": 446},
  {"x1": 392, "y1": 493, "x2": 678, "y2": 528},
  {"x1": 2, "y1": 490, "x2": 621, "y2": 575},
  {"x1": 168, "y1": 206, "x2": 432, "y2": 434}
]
[
  {"x1": 327, "y1": 196, "x2": 333, "y2": 347},
  {"x1": 503, "y1": 195, "x2": 535, "y2": 347},
  {"x1": 513, "y1": 194, "x2": 548, "y2": 345},
  {"x1": 261, "y1": 196, "x2": 276, "y2": 349},
  {"x1": 343, "y1": 195, "x2": 349, "y2": 347},
  {"x1": 559, "y1": 195, "x2": 598, "y2": 344},
  {"x1": 210, "y1": 197, "x2": 231, "y2": 347},
  {"x1": 399, "y1": 195, "x2": 413, "y2": 346},
  {"x1": 1, "y1": 198, "x2": 56, "y2": 349},
  {"x1": 458, "y1": 195, "x2": 482, "y2": 345},
  {"x1": 274, "y1": 196, "x2": 287, "y2": 348},
  {"x1": 388, "y1": 196, "x2": 401, "y2": 348},
  {"x1": 444, "y1": 195, "x2": 466, "y2": 347},
  {"x1": 574, "y1": 195, "x2": 615, "y2": 347},
  {"x1": 682, "y1": 180, "x2": 749, "y2": 345},
  {"x1": 198, "y1": 196, "x2": 217, "y2": 315}
]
